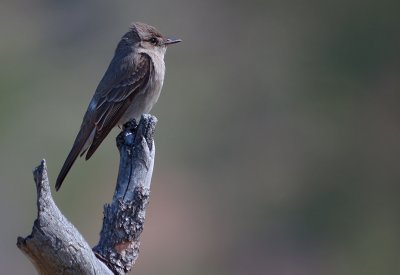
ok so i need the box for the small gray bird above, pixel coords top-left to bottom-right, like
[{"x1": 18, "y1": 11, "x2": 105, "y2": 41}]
[{"x1": 56, "y1": 22, "x2": 181, "y2": 190}]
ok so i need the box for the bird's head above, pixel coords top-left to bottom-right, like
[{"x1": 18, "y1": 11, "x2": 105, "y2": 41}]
[{"x1": 126, "y1": 22, "x2": 181, "y2": 56}]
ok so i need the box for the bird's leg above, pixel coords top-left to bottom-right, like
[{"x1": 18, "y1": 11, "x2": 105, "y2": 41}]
[
  {"x1": 116, "y1": 119, "x2": 138, "y2": 150},
  {"x1": 123, "y1": 119, "x2": 138, "y2": 132}
]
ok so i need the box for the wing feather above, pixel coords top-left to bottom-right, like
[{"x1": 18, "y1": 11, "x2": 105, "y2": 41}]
[
  {"x1": 85, "y1": 54, "x2": 152, "y2": 160},
  {"x1": 56, "y1": 53, "x2": 152, "y2": 190}
]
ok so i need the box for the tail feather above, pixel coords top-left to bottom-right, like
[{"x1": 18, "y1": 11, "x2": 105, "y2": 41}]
[
  {"x1": 56, "y1": 128, "x2": 94, "y2": 191},
  {"x1": 55, "y1": 145, "x2": 81, "y2": 191}
]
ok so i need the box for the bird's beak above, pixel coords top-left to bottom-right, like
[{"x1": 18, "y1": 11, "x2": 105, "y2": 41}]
[{"x1": 164, "y1": 38, "x2": 182, "y2": 45}]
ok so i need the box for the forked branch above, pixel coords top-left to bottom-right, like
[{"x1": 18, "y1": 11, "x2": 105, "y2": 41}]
[{"x1": 17, "y1": 114, "x2": 157, "y2": 275}]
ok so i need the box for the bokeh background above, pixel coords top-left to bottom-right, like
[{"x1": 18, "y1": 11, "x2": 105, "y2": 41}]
[{"x1": 1, "y1": 1, "x2": 400, "y2": 274}]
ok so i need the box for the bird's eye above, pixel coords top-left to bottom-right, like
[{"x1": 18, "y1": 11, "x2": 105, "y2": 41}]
[{"x1": 149, "y1": 38, "x2": 157, "y2": 45}]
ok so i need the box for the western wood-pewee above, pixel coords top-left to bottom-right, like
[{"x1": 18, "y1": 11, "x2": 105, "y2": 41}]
[{"x1": 56, "y1": 22, "x2": 181, "y2": 190}]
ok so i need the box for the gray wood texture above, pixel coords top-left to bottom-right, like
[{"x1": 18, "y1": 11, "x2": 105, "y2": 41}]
[{"x1": 17, "y1": 114, "x2": 157, "y2": 275}]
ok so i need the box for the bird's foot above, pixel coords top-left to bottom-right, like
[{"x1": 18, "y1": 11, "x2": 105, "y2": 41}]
[
  {"x1": 123, "y1": 119, "x2": 138, "y2": 132},
  {"x1": 117, "y1": 119, "x2": 138, "y2": 149}
]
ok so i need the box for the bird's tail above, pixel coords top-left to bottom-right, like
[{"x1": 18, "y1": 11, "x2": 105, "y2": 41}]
[
  {"x1": 55, "y1": 147, "x2": 80, "y2": 191},
  {"x1": 55, "y1": 128, "x2": 94, "y2": 191}
]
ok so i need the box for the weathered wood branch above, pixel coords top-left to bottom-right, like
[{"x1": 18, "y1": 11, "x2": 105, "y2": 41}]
[
  {"x1": 17, "y1": 114, "x2": 157, "y2": 275},
  {"x1": 93, "y1": 115, "x2": 157, "y2": 274}
]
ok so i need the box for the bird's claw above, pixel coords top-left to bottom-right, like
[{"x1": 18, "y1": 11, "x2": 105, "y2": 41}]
[{"x1": 123, "y1": 119, "x2": 138, "y2": 132}]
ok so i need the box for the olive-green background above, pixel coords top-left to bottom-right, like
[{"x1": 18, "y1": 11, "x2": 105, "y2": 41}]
[{"x1": 1, "y1": 1, "x2": 400, "y2": 274}]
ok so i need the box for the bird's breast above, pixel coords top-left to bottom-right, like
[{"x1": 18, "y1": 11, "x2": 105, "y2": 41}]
[{"x1": 119, "y1": 53, "x2": 165, "y2": 125}]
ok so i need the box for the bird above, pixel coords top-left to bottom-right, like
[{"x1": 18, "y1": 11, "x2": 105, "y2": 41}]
[{"x1": 55, "y1": 22, "x2": 181, "y2": 191}]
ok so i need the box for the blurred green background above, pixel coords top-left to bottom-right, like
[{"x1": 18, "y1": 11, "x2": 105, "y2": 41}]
[{"x1": 1, "y1": 1, "x2": 400, "y2": 274}]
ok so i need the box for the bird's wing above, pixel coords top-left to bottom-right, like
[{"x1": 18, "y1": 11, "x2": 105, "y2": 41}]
[
  {"x1": 56, "y1": 53, "x2": 152, "y2": 190},
  {"x1": 85, "y1": 53, "x2": 152, "y2": 160}
]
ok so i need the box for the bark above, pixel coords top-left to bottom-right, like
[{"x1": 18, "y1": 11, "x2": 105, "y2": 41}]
[{"x1": 17, "y1": 114, "x2": 157, "y2": 275}]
